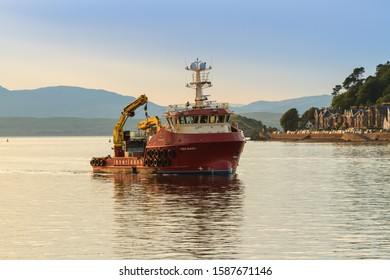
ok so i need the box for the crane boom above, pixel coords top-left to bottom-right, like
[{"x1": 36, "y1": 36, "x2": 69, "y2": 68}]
[
  {"x1": 113, "y1": 94, "x2": 148, "y2": 157},
  {"x1": 137, "y1": 116, "x2": 162, "y2": 132}
]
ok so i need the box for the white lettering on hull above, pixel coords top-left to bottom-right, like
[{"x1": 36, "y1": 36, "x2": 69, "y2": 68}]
[
  {"x1": 179, "y1": 147, "x2": 196, "y2": 151},
  {"x1": 114, "y1": 159, "x2": 143, "y2": 166}
]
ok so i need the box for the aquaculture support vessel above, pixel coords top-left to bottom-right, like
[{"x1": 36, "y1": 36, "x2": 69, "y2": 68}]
[{"x1": 90, "y1": 59, "x2": 245, "y2": 174}]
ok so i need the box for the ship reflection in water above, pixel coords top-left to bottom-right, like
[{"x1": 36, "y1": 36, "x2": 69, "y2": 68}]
[{"x1": 92, "y1": 174, "x2": 244, "y2": 259}]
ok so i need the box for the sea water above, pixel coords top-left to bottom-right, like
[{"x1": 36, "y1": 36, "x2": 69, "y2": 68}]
[{"x1": 0, "y1": 137, "x2": 389, "y2": 259}]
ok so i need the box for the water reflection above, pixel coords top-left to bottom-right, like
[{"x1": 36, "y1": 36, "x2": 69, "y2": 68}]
[
  {"x1": 93, "y1": 174, "x2": 244, "y2": 259},
  {"x1": 329, "y1": 143, "x2": 390, "y2": 258}
]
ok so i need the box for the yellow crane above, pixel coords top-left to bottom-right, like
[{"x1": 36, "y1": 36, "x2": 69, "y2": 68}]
[
  {"x1": 137, "y1": 116, "x2": 162, "y2": 132},
  {"x1": 113, "y1": 94, "x2": 148, "y2": 157}
]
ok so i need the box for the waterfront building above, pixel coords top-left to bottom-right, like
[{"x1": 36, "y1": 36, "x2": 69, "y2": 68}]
[{"x1": 314, "y1": 104, "x2": 390, "y2": 130}]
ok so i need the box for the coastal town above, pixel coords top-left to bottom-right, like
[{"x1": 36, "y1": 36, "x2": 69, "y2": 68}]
[
  {"x1": 314, "y1": 104, "x2": 390, "y2": 131},
  {"x1": 268, "y1": 62, "x2": 390, "y2": 142},
  {"x1": 269, "y1": 103, "x2": 390, "y2": 142}
]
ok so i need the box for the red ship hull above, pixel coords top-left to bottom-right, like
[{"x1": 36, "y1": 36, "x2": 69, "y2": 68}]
[
  {"x1": 91, "y1": 128, "x2": 245, "y2": 175},
  {"x1": 147, "y1": 129, "x2": 245, "y2": 174}
]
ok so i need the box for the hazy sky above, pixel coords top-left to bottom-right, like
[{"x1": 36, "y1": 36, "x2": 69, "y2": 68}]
[{"x1": 1, "y1": 0, "x2": 389, "y2": 105}]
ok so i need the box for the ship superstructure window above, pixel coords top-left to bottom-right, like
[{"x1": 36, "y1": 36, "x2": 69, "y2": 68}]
[
  {"x1": 200, "y1": 115, "x2": 208, "y2": 123},
  {"x1": 167, "y1": 118, "x2": 173, "y2": 127},
  {"x1": 179, "y1": 116, "x2": 188, "y2": 124},
  {"x1": 170, "y1": 114, "x2": 231, "y2": 125},
  {"x1": 217, "y1": 115, "x2": 225, "y2": 123},
  {"x1": 167, "y1": 117, "x2": 179, "y2": 127},
  {"x1": 190, "y1": 116, "x2": 199, "y2": 124}
]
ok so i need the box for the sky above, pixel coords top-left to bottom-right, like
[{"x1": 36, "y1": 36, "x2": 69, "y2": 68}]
[{"x1": 1, "y1": 0, "x2": 389, "y2": 105}]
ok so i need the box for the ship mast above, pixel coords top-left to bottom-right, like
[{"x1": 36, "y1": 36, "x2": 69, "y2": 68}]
[{"x1": 186, "y1": 59, "x2": 212, "y2": 108}]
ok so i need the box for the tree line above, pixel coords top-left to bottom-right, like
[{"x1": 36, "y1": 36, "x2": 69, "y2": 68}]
[
  {"x1": 331, "y1": 61, "x2": 390, "y2": 110},
  {"x1": 279, "y1": 107, "x2": 316, "y2": 131},
  {"x1": 279, "y1": 61, "x2": 390, "y2": 132}
]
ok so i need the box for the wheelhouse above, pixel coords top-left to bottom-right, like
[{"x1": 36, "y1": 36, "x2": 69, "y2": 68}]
[{"x1": 164, "y1": 107, "x2": 234, "y2": 134}]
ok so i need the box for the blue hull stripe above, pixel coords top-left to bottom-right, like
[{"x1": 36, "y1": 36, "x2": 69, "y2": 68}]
[{"x1": 157, "y1": 169, "x2": 233, "y2": 175}]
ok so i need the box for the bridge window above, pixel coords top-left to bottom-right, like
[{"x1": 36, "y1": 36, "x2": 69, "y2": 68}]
[
  {"x1": 200, "y1": 115, "x2": 208, "y2": 123},
  {"x1": 217, "y1": 115, "x2": 225, "y2": 123},
  {"x1": 166, "y1": 117, "x2": 173, "y2": 127},
  {"x1": 179, "y1": 116, "x2": 187, "y2": 124},
  {"x1": 190, "y1": 116, "x2": 199, "y2": 124}
]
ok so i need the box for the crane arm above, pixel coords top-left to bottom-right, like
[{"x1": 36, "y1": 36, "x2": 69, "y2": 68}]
[
  {"x1": 137, "y1": 116, "x2": 162, "y2": 132},
  {"x1": 113, "y1": 94, "x2": 148, "y2": 150}
]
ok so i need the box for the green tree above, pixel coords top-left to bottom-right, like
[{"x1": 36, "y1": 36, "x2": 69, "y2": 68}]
[
  {"x1": 376, "y1": 61, "x2": 390, "y2": 78},
  {"x1": 331, "y1": 92, "x2": 354, "y2": 111},
  {"x1": 332, "y1": 85, "x2": 342, "y2": 96},
  {"x1": 331, "y1": 68, "x2": 363, "y2": 110},
  {"x1": 377, "y1": 85, "x2": 390, "y2": 104},
  {"x1": 301, "y1": 107, "x2": 318, "y2": 125},
  {"x1": 356, "y1": 76, "x2": 382, "y2": 105},
  {"x1": 280, "y1": 108, "x2": 299, "y2": 132},
  {"x1": 331, "y1": 62, "x2": 390, "y2": 109},
  {"x1": 342, "y1": 67, "x2": 365, "y2": 90}
]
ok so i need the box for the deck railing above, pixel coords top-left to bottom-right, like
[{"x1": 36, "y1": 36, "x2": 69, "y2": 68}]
[{"x1": 167, "y1": 102, "x2": 229, "y2": 113}]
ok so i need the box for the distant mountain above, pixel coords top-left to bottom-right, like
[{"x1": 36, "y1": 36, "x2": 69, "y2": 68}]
[
  {"x1": 0, "y1": 85, "x2": 332, "y2": 118},
  {"x1": 0, "y1": 85, "x2": 332, "y2": 135},
  {"x1": 0, "y1": 86, "x2": 9, "y2": 93},
  {"x1": 0, "y1": 117, "x2": 119, "y2": 136},
  {"x1": 233, "y1": 94, "x2": 332, "y2": 114},
  {"x1": 0, "y1": 86, "x2": 166, "y2": 118}
]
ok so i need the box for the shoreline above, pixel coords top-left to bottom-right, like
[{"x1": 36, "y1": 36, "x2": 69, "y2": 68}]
[{"x1": 266, "y1": 132, "x2": 390, "y2": 142}]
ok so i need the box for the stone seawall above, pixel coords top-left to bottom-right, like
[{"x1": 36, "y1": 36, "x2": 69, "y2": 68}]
[
  {"x1": 366, "y1": 133, "x2": 390, "y2": 141},
  {"x1": 268, "y1": 132, "x2": 390, "y2": 142}
]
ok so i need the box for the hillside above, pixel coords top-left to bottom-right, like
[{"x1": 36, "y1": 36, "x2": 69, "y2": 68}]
[
  {"x1": 233, "y1": 94, "x2": 332, "y2": 114},
  {"x1": 240, "y1": 112, "x2": 282, "y2": 130},
  {"x1": 0, "y1": 117, "x2": 128, "y2": 136},
  {"x1": 1, "y1": 115, "x2": 266, "y2": 137},
  {"x1": 0, "y1": 85, "x2": 334, "y2": 136},
  {"x1": 0, "y1": 86, "x2": 165, "y2": 118},
  {"x1": 1, "y1": 85, "x2": 332, "y2": 118},
  {"x1": 230, "y1": 114, "x2": 269, "y2": 139}
]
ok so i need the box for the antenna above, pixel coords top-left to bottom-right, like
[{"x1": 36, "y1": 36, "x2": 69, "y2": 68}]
[
  {"x1": 210, "y1": 56, "x2": 213, "y2": 86},
  {"x1": 185, "y1": 58, "x2": 213, "y2": 108}
]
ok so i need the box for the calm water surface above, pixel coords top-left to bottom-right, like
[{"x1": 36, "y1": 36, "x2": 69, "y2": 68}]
[{"x1": 0, "y1": 137, "x2": 389, "y2": 259}]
